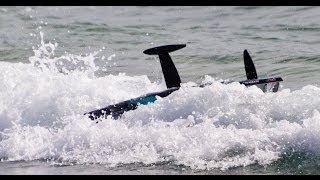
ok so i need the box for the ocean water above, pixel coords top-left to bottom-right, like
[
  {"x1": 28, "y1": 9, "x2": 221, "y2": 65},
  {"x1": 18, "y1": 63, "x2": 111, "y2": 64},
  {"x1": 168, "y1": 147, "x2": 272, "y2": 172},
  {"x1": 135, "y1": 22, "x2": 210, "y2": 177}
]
[{"x1": 1, "y1": 6, "x2": 320, "y2": 175}]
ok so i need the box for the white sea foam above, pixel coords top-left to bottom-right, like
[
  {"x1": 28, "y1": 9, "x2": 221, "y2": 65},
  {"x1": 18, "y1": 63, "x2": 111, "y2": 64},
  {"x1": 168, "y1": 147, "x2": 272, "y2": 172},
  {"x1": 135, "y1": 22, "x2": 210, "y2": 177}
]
[{"x1": 1, "y1": 32, "x2": 320, "y2": 170}]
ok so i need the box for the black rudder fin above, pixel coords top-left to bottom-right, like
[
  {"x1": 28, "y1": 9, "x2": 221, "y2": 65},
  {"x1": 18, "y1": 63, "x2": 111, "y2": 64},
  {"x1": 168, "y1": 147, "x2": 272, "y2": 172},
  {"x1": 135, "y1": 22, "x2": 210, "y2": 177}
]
[
  {"x1": 143, "y1": 44, "x2": 185, "y2": 88},
  {"x1": 243, "y1": 49, "x2": 258, "y2": 80}
]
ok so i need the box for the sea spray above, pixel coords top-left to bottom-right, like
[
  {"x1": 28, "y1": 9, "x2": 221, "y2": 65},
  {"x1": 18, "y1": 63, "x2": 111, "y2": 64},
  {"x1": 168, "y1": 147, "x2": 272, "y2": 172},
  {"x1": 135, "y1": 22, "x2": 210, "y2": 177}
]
[{"x1": 1, "y1": 32, "x2": 320, "y2": 171}]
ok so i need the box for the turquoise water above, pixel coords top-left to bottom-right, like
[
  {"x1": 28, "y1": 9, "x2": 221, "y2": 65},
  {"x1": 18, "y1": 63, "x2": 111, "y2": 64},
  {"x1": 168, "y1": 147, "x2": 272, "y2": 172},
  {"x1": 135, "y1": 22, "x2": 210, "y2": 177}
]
[{"x1": 1, "y1": 6, "x2": 320, "y2": 175}]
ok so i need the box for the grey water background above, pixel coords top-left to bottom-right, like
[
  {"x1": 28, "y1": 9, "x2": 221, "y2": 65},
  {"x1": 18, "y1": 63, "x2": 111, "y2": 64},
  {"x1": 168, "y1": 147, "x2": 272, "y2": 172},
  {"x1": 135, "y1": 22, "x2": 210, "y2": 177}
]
[
  {"x1": 1, "y1": 6, "x2": 320, "y2": 175},
  {"x1": 3, "y1": 6, "x2": 320, "y2": 90}
]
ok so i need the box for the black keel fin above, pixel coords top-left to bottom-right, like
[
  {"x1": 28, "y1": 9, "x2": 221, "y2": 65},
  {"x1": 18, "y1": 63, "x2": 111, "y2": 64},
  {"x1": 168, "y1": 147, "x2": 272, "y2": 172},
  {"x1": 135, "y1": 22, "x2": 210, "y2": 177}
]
[
  {"x1": 143, "y1": 44, "x2": 185, "y2": 88},
  {"x1": 243, "y1": 49, "x2": 258, "y2": 80}
]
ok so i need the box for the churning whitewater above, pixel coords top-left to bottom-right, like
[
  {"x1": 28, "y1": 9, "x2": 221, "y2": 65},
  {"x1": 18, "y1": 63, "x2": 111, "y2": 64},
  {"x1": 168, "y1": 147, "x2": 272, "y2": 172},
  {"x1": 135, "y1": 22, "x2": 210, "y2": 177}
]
[{"x1": 1, "y1": 32, "x2": 320, "y2": 171}]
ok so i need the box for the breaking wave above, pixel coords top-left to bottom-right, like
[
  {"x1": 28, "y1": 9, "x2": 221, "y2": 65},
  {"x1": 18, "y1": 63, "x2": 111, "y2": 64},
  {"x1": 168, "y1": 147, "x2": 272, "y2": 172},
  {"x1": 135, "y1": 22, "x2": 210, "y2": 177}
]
[{"x1": 1, "y1": 32, "x2": 320, "y2": 171}]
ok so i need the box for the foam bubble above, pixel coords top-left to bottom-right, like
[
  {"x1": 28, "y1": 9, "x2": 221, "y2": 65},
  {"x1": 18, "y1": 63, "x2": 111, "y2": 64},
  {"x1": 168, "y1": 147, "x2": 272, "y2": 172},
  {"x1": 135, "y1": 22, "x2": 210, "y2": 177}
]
[{"x1": 1, "y1": 32, "x2": 320, "y2": 170}]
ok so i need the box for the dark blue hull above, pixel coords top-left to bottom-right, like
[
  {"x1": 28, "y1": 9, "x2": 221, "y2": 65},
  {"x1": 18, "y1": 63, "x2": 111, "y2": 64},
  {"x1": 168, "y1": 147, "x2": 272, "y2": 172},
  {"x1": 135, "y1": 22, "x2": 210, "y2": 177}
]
[
  {"x1": 84, "y1": 44, "x2": 283, "y2": 121},
  {"x1": 85, "y1": 87, "x2": 179, "y2": 120}
]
